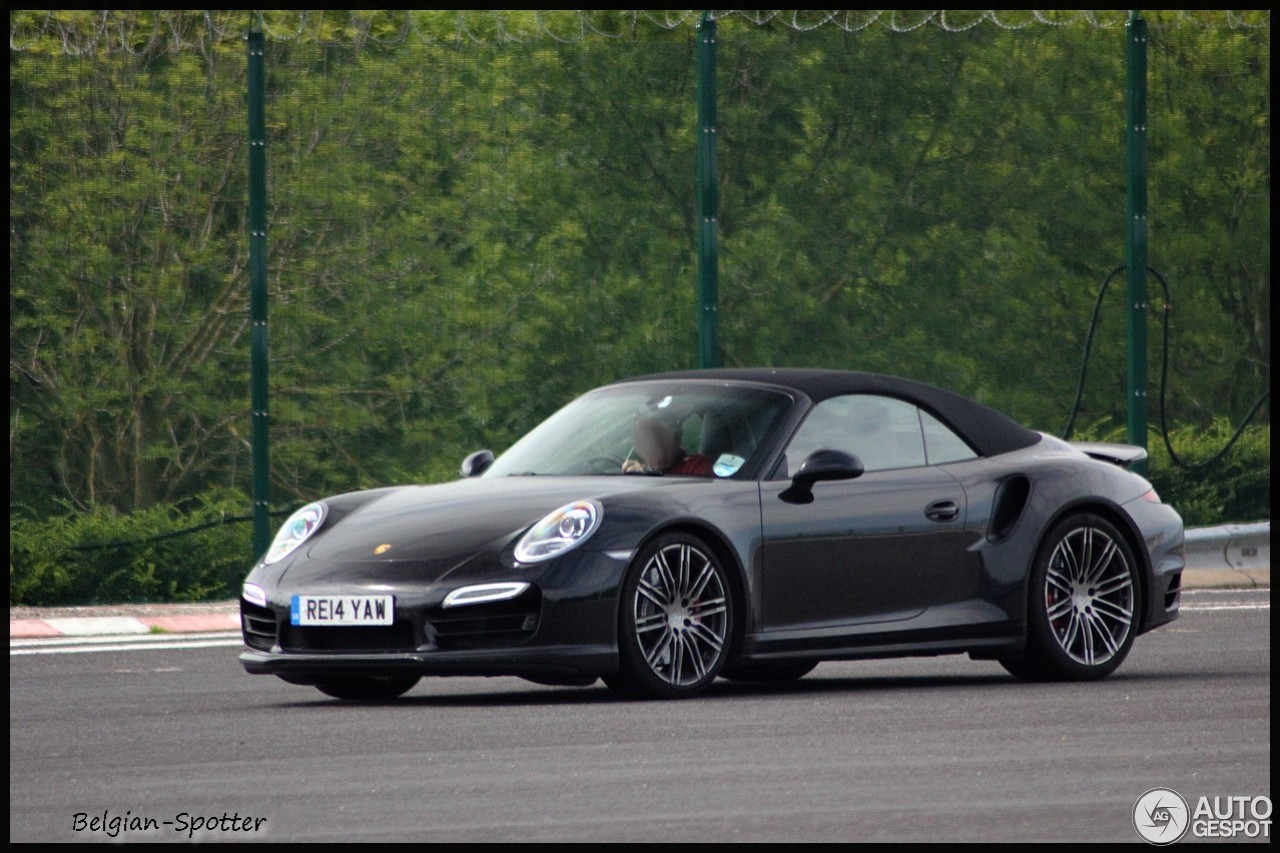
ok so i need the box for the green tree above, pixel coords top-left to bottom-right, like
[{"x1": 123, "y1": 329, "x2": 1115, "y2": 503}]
[{"x1": 8, "y1": 11, "x2": 1269, "y2": 530}]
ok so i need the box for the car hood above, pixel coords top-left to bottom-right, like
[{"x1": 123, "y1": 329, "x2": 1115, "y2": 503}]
[{"x1": 279, "y1": 476, "x2": 668, "y2": 584}]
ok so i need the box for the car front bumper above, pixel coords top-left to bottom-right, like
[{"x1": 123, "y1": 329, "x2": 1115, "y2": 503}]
[
  {"x1": 238, "y1": 548, "x2": 627, "y2": 680},
  {"x1": 239, "y1": 644, "x2": 617, "y2": 682}
]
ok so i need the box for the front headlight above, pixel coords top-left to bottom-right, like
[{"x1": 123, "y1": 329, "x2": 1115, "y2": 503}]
[
  {"x1": 514, "y1": 500, "x2": 603, "y2": 563},
  {"x1": 263, "y1": 502, "x2": 327, "y2": 565}
]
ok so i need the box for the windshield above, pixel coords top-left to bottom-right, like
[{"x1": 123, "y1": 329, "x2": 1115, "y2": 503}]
[{"x1": 484, "y1": 382, "x2": 793, "y2": 479}]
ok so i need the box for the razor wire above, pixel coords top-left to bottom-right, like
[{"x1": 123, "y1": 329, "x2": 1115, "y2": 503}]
[{"x1": 11, "y1": 10, "x2": 1272, "y2": 55}]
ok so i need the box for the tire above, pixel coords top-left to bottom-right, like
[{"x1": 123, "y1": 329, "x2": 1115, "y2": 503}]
[
  {"x1": 606, "y1": 532, "x2": 735, "y2": 699},
  {"x1": 1001, "y1": 512, "x2": 1140, "y2": 682},
  {"x1": 720, "y1": 660, "x2": 818, "y2": 683},
  {"x1": 314, "y1": 674, "x2": 420, "y2": 701}
]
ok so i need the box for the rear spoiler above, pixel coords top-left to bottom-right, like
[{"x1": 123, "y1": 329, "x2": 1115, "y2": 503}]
[{"x1": 1070, "y1": 441, "x2": 1148, "y2": 469}]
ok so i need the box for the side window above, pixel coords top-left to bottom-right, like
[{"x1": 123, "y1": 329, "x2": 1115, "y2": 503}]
[
  {"x1": 680, "y1": 413, "x2": 703, "y2": 456},
  {"x1": 919, "y1": 409, "x2": 978, "y2": 465},
  {"x1": 782, "y1": 395, "x2": 926, "y2": 475}
]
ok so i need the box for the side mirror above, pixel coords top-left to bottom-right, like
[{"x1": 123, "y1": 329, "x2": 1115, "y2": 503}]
[
  {"x1": 460, "y1": 449, "x2": 495, "y2": 478},
  {"x1": 780, "y1": 449, "x2": 864, "y2": 504}
]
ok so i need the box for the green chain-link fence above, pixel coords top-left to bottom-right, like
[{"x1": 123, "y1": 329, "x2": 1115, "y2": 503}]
[{"x1": 9, "y1": 11, "x2": 1269, "y2": 603}]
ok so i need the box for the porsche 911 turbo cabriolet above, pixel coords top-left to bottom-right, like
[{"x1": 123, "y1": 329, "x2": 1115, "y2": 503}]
[{"x1": 240, "y1": 369, "x2": 1184, "y2": 700}]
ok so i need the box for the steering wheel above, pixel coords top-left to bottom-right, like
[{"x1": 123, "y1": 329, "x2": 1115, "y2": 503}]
[{"x1": 583, "y1": 455, "x2": 626, "y2": 474}]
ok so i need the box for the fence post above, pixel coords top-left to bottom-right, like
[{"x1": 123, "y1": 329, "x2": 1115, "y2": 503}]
[
  {"x1": 247, "y1": 23, "x2": 271, "y2": 558},
  {"x1": 1125, "y1": 10, "x2": 1149, "y2": 474},
  {"x1": 696, "y1": 11, "x2": 720, "y2": 369}
]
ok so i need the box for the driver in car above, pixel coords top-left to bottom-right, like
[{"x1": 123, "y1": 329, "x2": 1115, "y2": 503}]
[{"x1": 623, "y1": 414, "x2": 714, "y2": 476}]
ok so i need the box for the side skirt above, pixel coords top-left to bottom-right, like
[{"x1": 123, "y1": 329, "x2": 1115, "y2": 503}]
[{"x1": 737, "y1": 634, "x2": 1023, "y2": 665}]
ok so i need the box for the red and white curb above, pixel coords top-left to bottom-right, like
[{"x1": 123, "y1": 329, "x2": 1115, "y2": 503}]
[
  {"x1": 8, "y1": 591, "x2": 1265, "y2": 657},
  {"x1": 10, "y1": 613, "x2": 239, "y2": 639},
  {"x1": 7, "y1": 578, "x2": 1268, "y2": 643}
]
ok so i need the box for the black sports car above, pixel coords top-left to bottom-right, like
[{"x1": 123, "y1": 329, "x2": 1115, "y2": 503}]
[{"x1": 240, "y1": 369, "x2": 1184, "y2": 700}]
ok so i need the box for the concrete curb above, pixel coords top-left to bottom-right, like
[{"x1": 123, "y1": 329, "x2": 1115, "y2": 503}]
[
  {"x1": 1182, "y1": 567, "x2": 1270, "y2": 589},
  {"x1": 9, "y1": 613, "x2": 239, "y2": 639}
]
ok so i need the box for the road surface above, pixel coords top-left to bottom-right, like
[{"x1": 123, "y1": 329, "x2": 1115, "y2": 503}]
[{"x1": 9, "y1": 589, "x2": 1270, "y2": 842}]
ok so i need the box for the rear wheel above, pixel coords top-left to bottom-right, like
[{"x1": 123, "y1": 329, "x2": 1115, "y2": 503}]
[
  {"x1": 1001, "y1": 513, "x2": 1139, "y2": 682},
  {"x1": 720, "y1": 660, "x2": 817, "y2": 683},
  {"x1": 314, "y1": 674, "x2": 420, "y2": 701},
  {"x1": 606, "y1": 533, "x2": 734, "y2": 699}
]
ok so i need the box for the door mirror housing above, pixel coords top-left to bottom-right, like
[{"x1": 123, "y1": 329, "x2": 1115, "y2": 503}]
[
  {"x1": 780, "y1": 449, "x2": 864, "y2": 504},
  {"x1": 460, "y1": 449, "x2": 495, "y2": 478}
]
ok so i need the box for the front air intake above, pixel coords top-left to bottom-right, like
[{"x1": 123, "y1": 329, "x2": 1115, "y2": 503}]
[
  {"x1": 241, "y1": 600, "x2": 279, "y2": 651},
  {"x1": 1164, "y1": 571, "x2": 1182, "y2": 610},
  {"x1": 426, "y1": 587, "x2": 542, "y2": 650}
]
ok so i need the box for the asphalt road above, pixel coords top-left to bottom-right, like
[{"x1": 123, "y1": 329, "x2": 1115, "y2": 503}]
[{"x1": 10, "y1": 589, "x2": 1271, "y2": 843}]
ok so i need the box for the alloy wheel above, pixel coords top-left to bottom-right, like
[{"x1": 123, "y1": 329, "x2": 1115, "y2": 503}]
[
  {"x1": 1043, "y1": 525, "x2": 1135, "y2": 667},
  {"x1": 632, "y1": 542, "x2": 729, "y2": 687}
]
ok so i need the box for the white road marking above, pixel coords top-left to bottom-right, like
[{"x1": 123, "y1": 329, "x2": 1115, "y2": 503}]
[
  {"x1": 10, "y1": 638, "x2": 243, "y2": 656},
  {"x1": 9, "y1": 630, "x2": 241, "y2": 648},
  {"x1": 9, "y1": 590, "x2": 1267, "y2": 656},
  {"x1": 1179, "y1": 588, "x2": 1269, "y2": 611}
]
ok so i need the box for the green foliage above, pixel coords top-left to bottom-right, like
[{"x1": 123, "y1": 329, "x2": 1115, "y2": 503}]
[
  {"x1": 1071, "y1": 420, "x2": 1271, "y2": 526},
  {"x1": 1148, "y1": 423, "x2": 1271, "y2": 526},
  {"x1": 7, "y1": 13, "x2": 1270, "y2": 606},
  {"x1": 9, "y1": 490, "x2": 254, "y2": 606}
]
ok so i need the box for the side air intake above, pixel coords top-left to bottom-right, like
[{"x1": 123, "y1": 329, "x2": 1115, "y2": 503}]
[{"x1": 988, "y1": 475, "x2": 1031, "y2": 542}]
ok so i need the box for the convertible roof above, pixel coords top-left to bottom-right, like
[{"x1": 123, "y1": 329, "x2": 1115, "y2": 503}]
[{"x1": 622, "y1": 368, "x2": 1042, "y2": 458}]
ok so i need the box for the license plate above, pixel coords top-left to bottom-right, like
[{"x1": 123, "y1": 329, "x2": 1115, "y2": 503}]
[{"x1": 290, "y1": 595, "x2": 394, "y2": 626}]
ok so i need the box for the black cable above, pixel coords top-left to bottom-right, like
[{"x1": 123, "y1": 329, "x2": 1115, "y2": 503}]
[
  {"x1": 67, "y1": 505, "x2": 300, "y2": 552},
  {"x1": 1148, "y1": 267, "x2": 1271, "y2": 469},
  {"x1": 1061, "y1": 264, "x2": 1270, "y2": 468},
  {"x1": 1061, "y1": 264, "x2": 1126, "y2": 439}
]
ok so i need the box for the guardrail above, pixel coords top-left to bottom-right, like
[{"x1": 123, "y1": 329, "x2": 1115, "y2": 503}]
[{"x1": 1183, "y1": 522, "x2": 1270, "y2": 573}]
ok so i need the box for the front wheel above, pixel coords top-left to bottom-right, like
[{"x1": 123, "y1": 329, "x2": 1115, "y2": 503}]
[
  {"x1": 606, "y1": 533, "x2": 734, "y2": 699},
  {"x1": 1002, "y1": 512, "x2": 1140, "y2": 682},
  {"x1": 314, "y1": 674, "x2": 420, "y2": 701}
]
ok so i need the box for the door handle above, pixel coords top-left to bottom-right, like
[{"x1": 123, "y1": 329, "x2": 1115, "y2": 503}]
[{"x1": 925, "y1": 500, "x2": 960, "y2": 523}]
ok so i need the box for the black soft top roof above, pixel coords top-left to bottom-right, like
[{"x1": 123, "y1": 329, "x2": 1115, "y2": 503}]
[{"x1": 622, "y1": 368, "x2": 1042, "y2": 458}]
